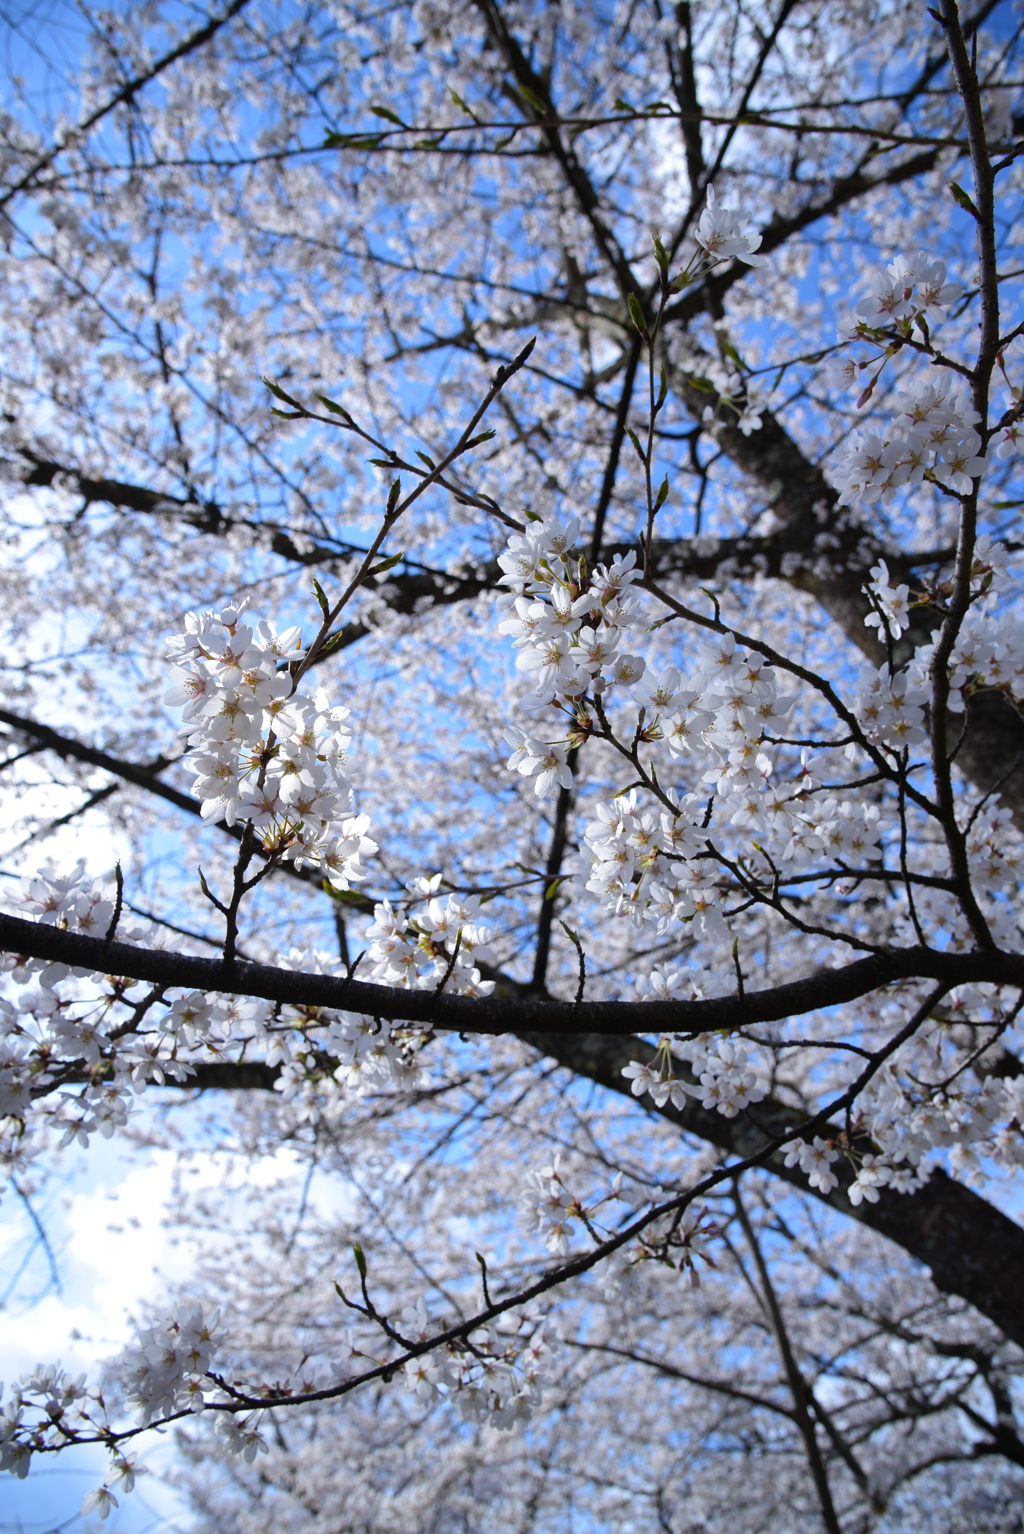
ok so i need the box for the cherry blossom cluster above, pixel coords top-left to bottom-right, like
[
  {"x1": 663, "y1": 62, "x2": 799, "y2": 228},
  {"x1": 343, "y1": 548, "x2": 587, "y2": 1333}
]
[
  {"x1": 0, "y1": 865, "x2": 458, "y2": 1196},
  {"x1": 9, "y1": 862, "x2": 135, "y2": 976},
  {"x1": 577, "y1": 660, "x2": 883, "y2": 931},
  {"x1": 260, "y1": 945, "x2": 432, "y2": 1103},
  {"x1": 622, "y1": 1029, "x2": 768, "y2": 1120},
  {"x1": 582, "y1": 788, "x2": 726, "y2": 937},
  {"x1": 862, "y1": 994, "x2": 1024, "y2": 1180},
  {"x1": 363, "y1": 876, "x2": 496, "y2": 998},
  {"x1": 600, "y1": 1203, "x2": 721, "y2": 1297},
  {"x1": 961, "y1": 800, "x2": 1024, "y2": 900},
  {"x1": 232, "y1": 883, "x2": 503, "y2": 1111},
  {"x1": 0, "y1": 1304, "x2": 250, "y2": 1510},
  {"x1": 940, "y1": 610, "x2": 1024, "y2": 705},
  {"x1": 852, "y1": 663, "x2": 929, "y2": 751},
  {"x1": 315, "y1": 1007, "x2": 429, "y2": 1095},
  {"x1": 121, "y1": 1304, "x2": 224, "y2": 1425},
  {"x1": 864, "y1": 559, "x2": 913, "y2": 638},
  {"x1": 166, "y1": 599, "x2": 377, "y2": 889},
  {"x1": 782, "y1": 991, "x2": 1024, "y2": 1204},
  {"x1": 0, "y1": 865, "x2": 197, "y2": 1168},
  {"x1": 494, "y1": 609, "x2": 793, "y2": 925},
  {"x1": 0, "y1": 847, "x2": 519, "y2": 1200},
  {"x1": 902, "y1": 539, "x2": 1024, "y2": 711},
  {"x1": 855, "y1": 541, "x2": 1024, "y2": 777},
  {"x1": 495, "y1": 528, "x2": 911, "y2": 944},
  {"x1": 0, "y1": 1360, "x2": 146, "y2": 1509},
  {"x1": 847, "y1": 250, "x2": 963, "y2": 332},
  {"x1": 520, "y1": 1153, "x2": 612, "y2": 1255},
  {"x1": 215, "y1": 1413, "x2": 270, "y2": 1464},
  {"x1": 625, "y1": 985, "x2": 1024, "y2": 1207},
  {"x1": 497, "y1": 514, "x2": 646, "y2": 730},
  {"x1": 0, "y1": 1363, "x2": 89, "y2": 1479},
  {"x1": 783, "y1": 1135, "x2": 841, "y2": 1194},
  {"x1": 832, "y1": 374, "x2": 986, "y2": 506},
  {"x1": 79, "y1": 1465, "x2": 142, "y2": 1524},
  {"x1": 519, "y1": 1154, "x2": 720, "y2": 1300},
  {"x1": 659, "y1": 188, "x2": 773, "y2": 436},
  {"x1": 823, "y1": 251, "x2": 992, "y2": 506},
  {"x1": 702, "y1": 363, "x2": 770, "y2": 437},
  {"x1": 693, "y1": 186, "x2": 769, "y2": 268},
  {"x1": 399, "y1": 1300, "x2": 552, "y2": 1430},
  {"x1": 993, "y1": 332, "x2": 1024, "y2": 457},
  {"x1": 504, "y1": 728, "x2": 575, "y2": 798}
]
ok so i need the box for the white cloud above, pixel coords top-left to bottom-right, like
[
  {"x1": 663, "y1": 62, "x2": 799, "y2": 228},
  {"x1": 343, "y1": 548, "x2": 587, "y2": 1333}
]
[
  {"x1": 0, "y1": 1148, "x2": 193, "y2": 1530},
  {"x1": 1, "y1": 1095, "x2": 360, "y2": 1530}
]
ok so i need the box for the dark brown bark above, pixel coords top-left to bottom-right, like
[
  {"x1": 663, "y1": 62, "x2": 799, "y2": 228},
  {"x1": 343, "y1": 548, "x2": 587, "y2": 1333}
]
[{"x1": 6, "y1": 910, "x2": 1024, "y2": 1036}]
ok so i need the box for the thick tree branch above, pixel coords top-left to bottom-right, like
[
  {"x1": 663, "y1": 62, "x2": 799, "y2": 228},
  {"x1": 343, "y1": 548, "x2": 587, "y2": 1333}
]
[{"x1": 3, "y1": 909, "x2": 1023, "y2": 1035}]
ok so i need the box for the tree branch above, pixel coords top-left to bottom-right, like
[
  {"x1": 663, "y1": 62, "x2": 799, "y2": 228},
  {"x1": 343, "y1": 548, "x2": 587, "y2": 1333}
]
[
  {"x1": 4, "y1": 908, "x2": 1024, "y2": 1035},
  {"x1": 0, "y1": 0, "x2": 254, "y2": 210}
]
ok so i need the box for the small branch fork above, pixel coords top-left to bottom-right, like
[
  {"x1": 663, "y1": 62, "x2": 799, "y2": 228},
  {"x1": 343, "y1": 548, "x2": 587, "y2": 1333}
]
[
  {"x1": 202, "y1": 343, "x2": 535, "y2": 960},
  {"x1": 264, "y1": 338, "x2": 537, "y2": 635}
]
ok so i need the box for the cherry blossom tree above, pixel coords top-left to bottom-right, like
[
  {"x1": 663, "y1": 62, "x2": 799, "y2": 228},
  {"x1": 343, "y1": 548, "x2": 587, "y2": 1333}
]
[{"x1": 2, "y1": 0, "x2": 1024, "y2": 1527}]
